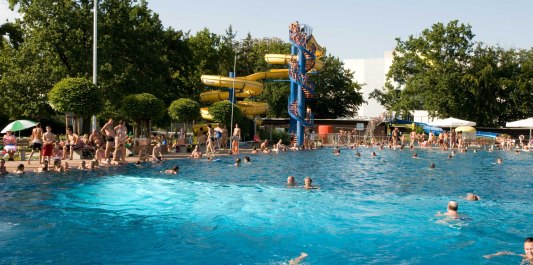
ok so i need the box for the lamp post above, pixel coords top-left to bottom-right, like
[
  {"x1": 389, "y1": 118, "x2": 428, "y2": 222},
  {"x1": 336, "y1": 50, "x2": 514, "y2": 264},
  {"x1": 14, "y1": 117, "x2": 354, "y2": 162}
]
[
  {"x1": 90, "y1": 0, "x2": 98, "y2": 131},
  {"x1": 229, "y1": 54, "x2": 237, "y2": 138}
]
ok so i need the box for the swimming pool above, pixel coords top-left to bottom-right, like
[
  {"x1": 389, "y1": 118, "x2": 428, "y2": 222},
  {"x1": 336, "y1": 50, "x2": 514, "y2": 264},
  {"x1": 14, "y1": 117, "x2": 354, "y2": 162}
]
[{"x1": 0, "y1": 148, "x2": 531, "y2": 264}]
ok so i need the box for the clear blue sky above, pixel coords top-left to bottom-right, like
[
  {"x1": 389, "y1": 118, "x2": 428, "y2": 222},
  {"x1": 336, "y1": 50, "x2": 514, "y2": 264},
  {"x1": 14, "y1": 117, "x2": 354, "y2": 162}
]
[{"x1": 2, "y1": 0, "x2": 533, "y2": 59}]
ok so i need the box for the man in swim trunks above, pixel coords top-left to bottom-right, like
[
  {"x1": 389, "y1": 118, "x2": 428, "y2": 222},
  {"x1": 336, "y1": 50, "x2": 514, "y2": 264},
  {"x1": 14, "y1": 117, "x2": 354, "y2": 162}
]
[
  {"x1": 42, "y1": 126, "x2": 56, "y2": 164},
  {"x1": 101, "y1": 119, "x2": 115, "y2": 161},
  {"x1": 27, "y1": 122, "x2": 43, "y2": 165},
  {"x1": 62, "y1": 127, "x2": 81, "y2": 160}
]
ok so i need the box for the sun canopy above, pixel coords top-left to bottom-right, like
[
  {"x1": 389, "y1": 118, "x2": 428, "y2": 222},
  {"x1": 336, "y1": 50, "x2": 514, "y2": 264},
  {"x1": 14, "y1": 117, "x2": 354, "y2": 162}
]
[
  {"x1": 428, "y1": 117, "x2": 476, "y2": 128},
  {"x1": 506, "y1": 117, "x2": 533, "y2": 147},
  {"x1": 1, "y1": 120, "x2": 38, "y2": 133},
  {"x1": 506, "y1": 117, "x2": 533, "y2": 128}
]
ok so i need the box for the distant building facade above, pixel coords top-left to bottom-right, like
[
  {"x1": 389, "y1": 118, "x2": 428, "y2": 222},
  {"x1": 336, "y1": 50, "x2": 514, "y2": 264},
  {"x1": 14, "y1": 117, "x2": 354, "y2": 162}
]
[{"x1": 344, "y1": 51, "x2": 393, "y2": 119}]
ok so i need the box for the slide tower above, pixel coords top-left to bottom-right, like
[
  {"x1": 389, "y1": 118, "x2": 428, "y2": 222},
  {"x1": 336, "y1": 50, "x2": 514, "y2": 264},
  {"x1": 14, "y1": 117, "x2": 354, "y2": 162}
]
[{"x1": 288, "y1": 22, "x2": 324, "y2": 146}]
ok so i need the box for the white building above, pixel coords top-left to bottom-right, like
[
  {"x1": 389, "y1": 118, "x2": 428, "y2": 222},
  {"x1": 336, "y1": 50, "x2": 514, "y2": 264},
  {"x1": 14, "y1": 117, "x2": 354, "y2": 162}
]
[{"x1": 344, "y1": 51, "x2": 393, "y2": 119}]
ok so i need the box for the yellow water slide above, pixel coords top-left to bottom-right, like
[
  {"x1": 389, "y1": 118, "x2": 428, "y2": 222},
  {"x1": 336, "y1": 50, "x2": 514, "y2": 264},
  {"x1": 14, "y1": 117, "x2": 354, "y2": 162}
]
[
  {"x1": 200, "y1": 66, "x2": 289, "y2": 119},
  {"x1": 199, "y1": 48, "x2": 324, "y2": 120}
]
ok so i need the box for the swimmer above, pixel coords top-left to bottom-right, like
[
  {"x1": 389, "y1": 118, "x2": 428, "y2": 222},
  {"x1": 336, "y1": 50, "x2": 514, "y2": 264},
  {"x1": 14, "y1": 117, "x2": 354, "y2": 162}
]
[
  {"x1": 465, "y1": 193, "x2": 480, "y2": 201},
  {"x1": 412, "y1": 153, "x2": 418, "y2": 158},
  {"x1": 484, "y1": 237, "x2": 533, "y2": 264},
  {"x1": 0, "y1": 158, "x2": 8, "y2": 175},
  {"x1": 429, "y1": 162, "x2": 435, "y2": 168},
  {"x1": 289, "y1": 252, "x2": 308, "y2": 265},
  {"x1": 287, "y1": 176, "x2": 296, "y2": 187},
  {"x1": 355, "y1": 152, "x2": 361, "y2": 157},
  {"x1": 14, "y1": 164, "x2": 25, "y2": 174},
  {"x1": 371, "y1": 151, "x2": 377, "y2": 157},
  {"x1": 78, "y1": 160, "x2": 88, "y2": 170},
  {"x1": 250, "y1": 147, "x2": 258, "y2": 154},
  {"x1": 35, "y1": 160, "x2": 49, "y2": 173},
  {"x1": 234, "y1": 158, "x2": 241, "y2": 167},
  {"x1": 448, "y1": 154, "x2": 453, "y2": 159},
  {"x1": 243, "y1": 156, "x2": 251, "y2": 163},
  {"x1": 164, "y1": 165, "x2": 179, "y2": 174},
  {"x1": 496, "y1": 157, "x2": 503, "y2": 164},
  {"x1": 304, "y1": 176, "x2": 318, "y2": 189},
  {"x1": 436, "y1": 200, "x2": 459, "y2": 218},
  {"x1": 88, "y1": 160, "x2": 97, "y2": 170}
]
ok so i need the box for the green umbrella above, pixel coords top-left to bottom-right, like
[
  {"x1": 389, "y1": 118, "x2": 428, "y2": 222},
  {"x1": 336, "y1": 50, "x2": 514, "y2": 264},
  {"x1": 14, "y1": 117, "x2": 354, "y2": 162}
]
[{"x1": 1, "y1": 120, "x2": 38, "y2": 133}]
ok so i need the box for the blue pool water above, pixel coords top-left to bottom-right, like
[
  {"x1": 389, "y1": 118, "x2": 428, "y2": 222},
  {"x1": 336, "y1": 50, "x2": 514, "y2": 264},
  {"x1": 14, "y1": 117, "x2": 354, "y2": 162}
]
[{"x1": 0, "y1": 148, "x2": 532, "y2": 264}]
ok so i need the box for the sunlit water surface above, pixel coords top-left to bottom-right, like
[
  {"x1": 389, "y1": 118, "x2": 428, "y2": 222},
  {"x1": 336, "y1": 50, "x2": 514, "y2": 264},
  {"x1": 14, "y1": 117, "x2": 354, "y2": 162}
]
[{"x1": 0, "y1": 148, "x2": 532, "y2": 264}]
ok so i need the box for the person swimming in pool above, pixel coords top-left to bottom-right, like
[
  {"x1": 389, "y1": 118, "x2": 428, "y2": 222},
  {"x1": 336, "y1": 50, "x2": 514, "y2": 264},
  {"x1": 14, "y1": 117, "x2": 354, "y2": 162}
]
[
  {"x1": 465, "y1": 193, "x2": 480, "y2": 201},
  {"x1": 287, "y1": 176, "x2": 296, "y2": 187},
  {"x1": 304, "y1": 176, "x2": 318, "y2": 190},
  {"x1": 484, "y1": 237, "x2": 533, "y2": 264},
  {"x1": 436, "y1": 200, "x2": 460, "y2": 219},
  {"x1": 164, "y1": 165, "x2": 179, "y2": 174}
]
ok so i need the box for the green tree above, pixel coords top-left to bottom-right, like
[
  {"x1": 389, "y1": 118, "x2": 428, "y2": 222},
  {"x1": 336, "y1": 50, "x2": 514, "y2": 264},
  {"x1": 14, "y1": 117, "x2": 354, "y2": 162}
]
[
  {"x1": 5, "y1": 0, "x2": 177, "y2": 116},
  {"x1": 312, "y1": 55, "x2": 364, "y2": 118},
  {"x1": 209, "y1": 101, "x2": 243, "y2": 131},
  {"x1": 371, "y1": 20, "x2": 475, "y2": 120},
  {"x1": 168, "y1": 98, "x2": 201, "y2": 123},
  {"x1": 48, "y1": 77, "x2": 103, "y2": 133},
  {"x1": 120, "y1": 93, "x2": 164, "y2": 137}
]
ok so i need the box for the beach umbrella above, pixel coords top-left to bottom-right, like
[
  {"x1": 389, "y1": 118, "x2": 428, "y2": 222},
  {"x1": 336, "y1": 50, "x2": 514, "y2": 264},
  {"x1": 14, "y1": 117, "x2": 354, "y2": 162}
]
[
  {"x1": 455, "y1": 126, "x2": 476, "y2": 140},
  {"x1": 1, "y1": 120, "x2": 38, "y2": 133},
  {"x1": 428, "y1": 117, "x2": 476, "y2": 148},
  {"x1": 506, "y1": 117, "x2": 533, "y2": 147}
]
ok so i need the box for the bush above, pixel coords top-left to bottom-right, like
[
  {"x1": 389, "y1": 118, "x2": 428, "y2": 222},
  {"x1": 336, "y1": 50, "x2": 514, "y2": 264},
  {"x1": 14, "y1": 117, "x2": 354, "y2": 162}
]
[
  {"x1": 209, "y1": 101, "x2": 243, "y2": 130},
  {"x1": 168, "y1": 98, "x2": 200, "y2": 122},
  {"x1": 48, "y1": 77, "x2": 103, "y2": 116},
  {"x1": 120, "y1": 93, "x2": 165, "y2": 121}
]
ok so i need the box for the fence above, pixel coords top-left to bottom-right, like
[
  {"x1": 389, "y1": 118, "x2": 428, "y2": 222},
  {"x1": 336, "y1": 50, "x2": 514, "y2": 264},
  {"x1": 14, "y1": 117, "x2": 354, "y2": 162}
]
[{"x1": 319, "y1": 133, "x2": 389, "y2": 146}]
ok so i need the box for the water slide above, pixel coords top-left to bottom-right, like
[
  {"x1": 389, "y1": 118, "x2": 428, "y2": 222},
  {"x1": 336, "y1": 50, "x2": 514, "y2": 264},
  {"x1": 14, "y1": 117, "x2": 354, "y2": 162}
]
[{"x1": 199, "y1": 53, "x2": 323, "y2": 120}]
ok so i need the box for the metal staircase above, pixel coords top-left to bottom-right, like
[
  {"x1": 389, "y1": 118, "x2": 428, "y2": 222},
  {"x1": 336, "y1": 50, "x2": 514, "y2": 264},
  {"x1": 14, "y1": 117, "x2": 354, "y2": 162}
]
[{"x1": 363, "y1": 114, "x2": 387, "y2": 141}]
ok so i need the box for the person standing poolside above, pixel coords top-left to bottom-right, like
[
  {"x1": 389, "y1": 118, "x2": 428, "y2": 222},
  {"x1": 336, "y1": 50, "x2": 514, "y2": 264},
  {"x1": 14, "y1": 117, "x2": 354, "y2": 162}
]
[
  {"x1": 410, "y1": 130, "x2": 417, "y2": 146},
  {"x1": 27, "y1": 122, "x2": 43, "y2": 165},
  {"x1": 62, "y1": 127, "x2": 80, "y2": 160},
  {"x1": 232, "y1": 123, "x2": 241, "y2": 155},
  {"x1": 484, "y1": 237, "x2": 533, "y2": 264},
  {"x1": 220, "y1": 124, "x2": 228, "y2": 150},
  {"x1": 2, "y1": 130, "x2": 17, "y2": 161},
  {"x1": 205, "y1": 124, "x2": 216, "y2": 157},
  {"x1": 214, "y1": 123, "x2": 223, "y2": 150},
  {"x1": 42, "y1": 126, "x2": 56, "y2": 164},
  {"x1": 101, "y1": 119, "x2": 115, "y2": 161},
  {"x1": 392, "y1": 127, "x2": 399, "y2": 146},
  {"x1": 114, "y1": 120, "x2": 127, "y2": 162}
]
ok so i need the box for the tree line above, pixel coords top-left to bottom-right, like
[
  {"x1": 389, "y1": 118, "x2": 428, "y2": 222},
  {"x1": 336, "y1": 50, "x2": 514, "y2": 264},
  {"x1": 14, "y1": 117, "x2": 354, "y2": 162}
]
[
  {"x1": 371, "y1": 20, "x2": 533, "y2": 127},
  {"x1": 0, "y1": 0, "x2": 364, "y2": 133}
]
